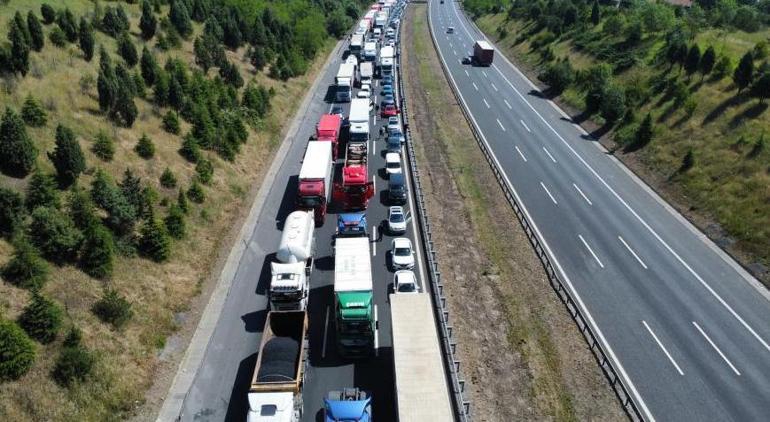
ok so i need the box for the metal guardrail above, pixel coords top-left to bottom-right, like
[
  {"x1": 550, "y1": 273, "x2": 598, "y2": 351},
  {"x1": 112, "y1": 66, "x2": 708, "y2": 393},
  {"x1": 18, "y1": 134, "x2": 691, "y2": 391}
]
[
  {"x1": 393, "y1": 6, "x2": 472, "y2": 422},
  {"x1": 424, "y1": 2, "x2": 644, "y2": 421}
]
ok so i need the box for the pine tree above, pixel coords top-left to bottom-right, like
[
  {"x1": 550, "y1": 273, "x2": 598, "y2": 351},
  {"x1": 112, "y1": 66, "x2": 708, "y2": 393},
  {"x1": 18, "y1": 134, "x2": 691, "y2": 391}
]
[
  {"x1": 116, "y1": 5, "x2": 130, "y2": 33},
  {"x1": 25, "y1": 171, "x2": 59, "y2": 210},
  {"x1": 140, "y1": 46, "x2": 159, "y2": 86},
  {"x1": 164, "y1": 204, "x2": 185, "y2": 239},
  {"x1": 57, "y1": 8, "x2": 78, "y2": 43},
  {"x1": 120, "y1": 169, "x2": 143, "y2": 213},
  {"x1": 191, "y1": 0, "x2": 209, "y2": 22},
  {"x1": 626, "y1": 113, "x2": 654, "y2": 152},
  {"x1": 79, "y1": 223, "x2": 115, "y2": 279},
  {"x1": 28, "y1": 206, "x2": 83, "y2": 264},
  {"x1": 160, "y1": 168, "x2": 177, "y2": 189},
  {"x1": 186, "y1": 180, "x2": 205, "y2": 203},
  {"x1": 250, "y1": 46, "x2": 267, "y2": 72},
  {"x1": 78, "y1": 18, "x2": 95, "y2": 61},
  {"x1": 700, "y1": 46, "x2": 716, "y2": 77},
  {"x1": 0, "y1": 108, "x2": 38, "y2": 177},
  {"x1": 53, "y1": 337, "x2": 94, "y2": 386},
  {"x1": 97, "y1": 51, "x2": 118, "y2": 112},
  {"x1": 40, "y1": 4, "x2": 56, "y2": 25},
  {"x1": 27, "y1": 11, "x2": 44, "y2": 52},
  {"x1": 195, "y1": 158, "x2": 213, "y2": 184},
  {"x1": 169, "y1": 0, "x2": 193, "y2": 39},
  {"x1": 68, "y1": 185, "x2": 98, "y2": 230},
  {"x1": 21, "y1": 95, "x2": 47, "y2": 127},
  {"x1": 92, "y1": 131, "x2": 115, "y2": 161},
  {"x1": 153, "y1": 71, "x2": 170, "y2": 106},
  {"x1": 0, "y1": 188, "x2": 25, "y2": 236},
  {"x1": 135, "y1": 133, "x2": 155, "y2": 159},
  {"x1": 9, "y1": 14, "x2": 30, "y2": 76},
  {"x1": 12, "y1": 12, "x2": 31, "y2": 46},
  {"x1": 48, "y1": 27, "x2": 67, "y2": 47},
  {"x1": 168, "y1": 77, "x2": 185, "y2": 110},
  {"x1": 734, "y1": 51, "x2": 754, "y2": 93},
  {"x1": 591, "y1": 0, "x2": 600, "y2": 26},
  {"x1": 48, "y1": 125, "x2": 86, "y2": 186},
  {"x1": 177, "y1": 187, "x2": 189, "y2": 213},
  {"x1": 111, "y1": 84, "x2": 138, "y2": 127},
  {"x1": 750, "y1": 72, "x2": 770, "y2": 104},
  {"x1": 679, "y1": 149, "x2": 695, "y2": 173},
  {"x1": 139, "y1": 216, "x2": 171, "y2": 261},
  {"x1": 140, "y1": 0, "x2": 158, "y2": 40},
  {"x1": 117, "y1": 32, "x2": 138, "y2": 67},
  {"x1": 684, "y1": 44, "x2": 701, "y2": 77},
  {"x1": 220, "y1": 61, "x2": 244, "y2": 88},
  {"x1": 0, "y1": 319, "x2": 36, "y2": 381},
  {"x1": 92, "y1": 289, "x2": 133, "y2": 328},
  {"x1": 2, "y1": 235, "x2": 48, "y2": 290},
  {"x1": 18, "y1": 292, "x2": 63, "y2": 344},
  {"x1": 162, "y1": 110, "x2": 180, "y2": 134}
]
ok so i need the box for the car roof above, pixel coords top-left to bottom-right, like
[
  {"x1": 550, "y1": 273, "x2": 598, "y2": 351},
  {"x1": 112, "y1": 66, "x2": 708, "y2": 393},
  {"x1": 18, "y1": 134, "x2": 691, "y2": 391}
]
[
  {"x1": 385, "y1": 152, "x2": 400, "y2": 161},
  {"x1": 393, "y1": 237, "x2": 411, "y2": 247},
  {"x1": 389, "y1": 206, "x2": 403, "y2": 213},
  {"x1": 395, "y1": 270, "x2": 416, "y2": 283}
]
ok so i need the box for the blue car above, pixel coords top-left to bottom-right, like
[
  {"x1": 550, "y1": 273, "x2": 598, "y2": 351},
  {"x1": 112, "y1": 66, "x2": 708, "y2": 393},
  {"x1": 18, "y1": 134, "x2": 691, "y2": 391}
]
[
  {"x1": 381, "y1": 75, "x2": 393, "y2": 85},
  {"x1": 381, "y1": 85, "x2": 393, "y2": 95}
]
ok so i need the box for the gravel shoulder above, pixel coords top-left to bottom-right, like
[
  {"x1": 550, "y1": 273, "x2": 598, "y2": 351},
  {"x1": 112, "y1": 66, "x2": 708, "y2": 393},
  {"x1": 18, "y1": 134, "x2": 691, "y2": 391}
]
[{"x1": 401, "y1": 5, "x2": 625, "y2": 421}]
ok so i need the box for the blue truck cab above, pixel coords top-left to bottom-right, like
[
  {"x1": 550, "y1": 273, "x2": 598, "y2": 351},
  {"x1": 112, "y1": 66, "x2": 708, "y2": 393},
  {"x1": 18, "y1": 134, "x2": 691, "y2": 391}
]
[
  {"x1": 336, "y1": 212, "x2": 368, "y2": 237},
  {"x1": 324, "y1": 388, "x2": 372, "y2": 422}
]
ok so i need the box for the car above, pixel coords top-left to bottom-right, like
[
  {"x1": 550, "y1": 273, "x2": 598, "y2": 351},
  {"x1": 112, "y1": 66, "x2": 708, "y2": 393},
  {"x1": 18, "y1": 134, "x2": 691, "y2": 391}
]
[
  {"x1": 387, "y1": 39, "x2": 396, "y2": 47},
  {"x1": 380, "y1": 96, "x2": 394, "y2": 108},
  {"x1": 461, "y1": 56, "x2": 472, "y2": 65},
  {"x1": 361, "y1": 83, "x2": 372, "y2": 95},
  {"x1": 383, "y1": 93, "x2": 395, "y2": 103},
  {"x1": 381, "y1": 103, "x2": 399, "y2": 117},
  {"x1": 385, "y1": 152, "x2": 402, "y2": 177},
  {"x1": 446, "y1": 26, "x2": 454, "y2": 34},
  {"x1": 381, "y1": 75, "x2": 393, "y2": 85},
  {"x1": 388, "y1": 172, "x2": 407, "y2": 205},
  {"x1": 394, "y1": 270, "x2": 420, "y2": 294},
  {"x1": 387, "y1": 116, "x2": 400, "y2": 132},
  {"x1": 381, "y1": 85, "x2": 394, "y2": 96},
  {"x1": 390, "y1": 238, "x2": 415, "y2": 270},
  {"x1": 387, "y1": 206, "x2": 409, "y2": 235},
  {"x1": 356, "y1": 90, "x2": 369, "y2": 99},
  {"x1": 386, "y1": 135, "x2": 402, "y2": 154}
]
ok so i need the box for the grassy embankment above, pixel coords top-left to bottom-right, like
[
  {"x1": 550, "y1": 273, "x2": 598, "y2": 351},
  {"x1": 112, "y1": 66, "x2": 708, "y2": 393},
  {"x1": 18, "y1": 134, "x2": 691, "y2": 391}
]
[
  {"x1": 475, "y1": 8, "x2": 770, "y2": 279},
  {"x1": 0, "y1": 1, "x2": 334, "y2": 420},
  {"x1": 403, "y1": 5, "x2": 623, "y2": 420}
]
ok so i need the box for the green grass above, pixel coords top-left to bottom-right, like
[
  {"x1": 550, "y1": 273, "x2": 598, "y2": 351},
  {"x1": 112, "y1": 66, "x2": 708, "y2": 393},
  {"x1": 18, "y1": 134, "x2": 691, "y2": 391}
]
[{"x1": 477, "y1": 12, "x2": 770, "y2": 274}]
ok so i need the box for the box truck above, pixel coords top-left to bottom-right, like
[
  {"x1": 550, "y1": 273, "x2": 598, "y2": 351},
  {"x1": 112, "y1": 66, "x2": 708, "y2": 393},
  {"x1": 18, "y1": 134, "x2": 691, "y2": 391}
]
[{"x1": 296, "y1": 141, "x2": 333, "y2": 225}]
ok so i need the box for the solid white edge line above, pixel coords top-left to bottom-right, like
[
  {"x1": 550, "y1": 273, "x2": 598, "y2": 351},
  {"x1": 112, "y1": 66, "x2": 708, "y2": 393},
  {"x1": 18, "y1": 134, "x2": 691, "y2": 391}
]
[
  {"x1": 642, "y1": 320, "x2": 684, "y2": 376},
  {"x1": 322, "y1": 306, "x2": 330, "y2": 359},
  {"x1": 540, "y1": 181, "x2": 558, "y2": 206},
  {"x1": 692, "y1": 321, "x2": 740, "y2": 376},
  {"x1": 515, "y1": 145, "x2": 527, "y2": 162},
  {"x1": 578, "y1": 234, "x2": 604, "y2": 269},
  {"x1": 432, "y1": 3, "x2": 654, "y2": 420},
  {"x1": 496, "y1": 118, "x2": 505, "y2": 131},
  {"x1": 572, "y1": 183, "x2": 592, "y2": 206},
  {"x1": 520, "y1": 120, "x2": 532, "y2": 133},
  {"x1": 619, "y1": 236, "x2": 648, "y2": 270},
  {"x1": 483, "y1": 98, "x2": 490, "y2": 108}
]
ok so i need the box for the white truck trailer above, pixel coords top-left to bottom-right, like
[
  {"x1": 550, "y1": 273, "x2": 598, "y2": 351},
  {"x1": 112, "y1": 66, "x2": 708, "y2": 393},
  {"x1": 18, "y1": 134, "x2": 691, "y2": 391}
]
[
  {"x1": 359, "y1": 62, "x2": 373, "y2": 88},
  {"x1": 350, "y1": 33, "x2": 364, "y2": 57},
  {"x1": 363, "y1": 41, "x2": 377, "y2": 62},
  {"x1": 348, "y1": 98, "x2": 370, "y2": 144},
  {"x1": 296, "y1": 141, "x2": 334, "y2": 225},
  {"x1": 270, "y1": 210, "x2": 315, "y2": 311},
  {"x1": 335, "y1": 62, "x2": 355, "y2": 102},
  {"x1": 379, "y1": 45, "x2": 394, "y2": 78},
  {"x1": 390, "y1": 293, "x2": 454, "y2": 421}
]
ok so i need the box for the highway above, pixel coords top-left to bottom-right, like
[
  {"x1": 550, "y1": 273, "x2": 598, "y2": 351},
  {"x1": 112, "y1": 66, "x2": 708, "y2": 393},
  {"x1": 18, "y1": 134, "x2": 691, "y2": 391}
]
[
  {"x1": 174, "y1": 3, "x2": 429, "y2": 421},
  {"x1": 429, "y1": 1, "x2": 770, "y2": 421}
]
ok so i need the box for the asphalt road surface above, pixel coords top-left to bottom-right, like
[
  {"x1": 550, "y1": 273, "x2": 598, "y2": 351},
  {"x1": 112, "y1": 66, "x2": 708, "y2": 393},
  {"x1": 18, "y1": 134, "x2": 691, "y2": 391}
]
[
  {"x1": 177, "y1": 5, "x2": 428, "y2": 422},
  {"x1": 430, "y1": 1, "x2": 770, "y2": 421}
]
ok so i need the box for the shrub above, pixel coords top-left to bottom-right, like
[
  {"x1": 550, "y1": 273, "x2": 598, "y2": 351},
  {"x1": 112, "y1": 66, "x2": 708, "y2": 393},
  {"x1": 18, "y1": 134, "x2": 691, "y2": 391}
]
[
  {"x1": 186, "y1": 180, "x2": 205, "y2": 203},
  {"x1": 135, "y1": 133, "x2": 155, "y2": 159},
  {"x1": 625, "y1": 113, "x2": 654, "y2": 152},
  {"x1": 21, "y1": 95, "x2": 47, "y2": 127},
  {"x1": 163, "y1": 110, "x2": 180, "y2": 134},
  {"x1": 179, "y1": 134, "x2": 201, "y2": 162},
  {"x1": 28, "y1": 206, "x2": 83, "y2": 264},
  {"x1": 52, "y1": 341, "x2": 94, "y2": 387},
  {"x1": 177, "y1": 188, "x2": 189, "y2": 213},
  {"x1": 539, "y1": 59, "x2": 574, "y2": 95},
  {"x1": 139, "y1": 217, "x2": 171, "y2": 262},
  {"x1": 164, "y1": 204, "x2": 185, "y2": 239},
  {"x1": 2, "y1": 236, "x2": 48, "y2": 290},
  {"x1": 140, "y1": 46, "x2": 159, "y2": 86},
  {"x1": 79, "y1": 224, "x2": 115, "y2": 279},
  {"x1": 48, "y1": 125, "x2": 86, "y2": 186},
  {"x1": 679, "y1": 149, "x2": 695, "y2": 173},
  {"x1": 27, "y1": 12, "x2": 44, "y2": 52},
  {"x1": 160, "y1": 168, "x2": 177, "y2": 188},
  {"x1": 40, "y1": 4, "x2": 56, "y2": 25},
  {"x1": 92, "y1": 289, "x2": 133, "y2": 329},
  {"x1": 140, "y1": 0, "x2": 158, "y2": 40},
  {"x1": 68, "y1": 185, "x2": 98, "y2": 230},
  {"x1": 57, "y1": 8, "x2": 78, "y2": 42},
  {"x1": 0, "y1": 108, "x2": 38, "y2": 177},
  {"x1": 18, "y1": 292, "x2": 63, "y2": 344},
  {"x1": 25, "y1": 172, "x2": 59, "y2": 210},
  {"x1": 0, "y1": 188, "x2": 25, "y2": 236},
  {"x1": 169, "y1": 0, "x2": 193, "y2": 38},
  {"x1": 79, "y1": 17, "x2": 95, "y2": 62},
  {"x1": 0, "y1": 319, "x2": 36, "y2": 381},
  {"x1": 600, "y1": 85, "x2": 626, "y2": 124},
  {"x1": 712, "y1": 55, "x2": 732, "y2": 80},
  {"x1": 195, "y1": 158, "x2": 213, "y2": 184},
  {"x1": 92, "y1": 131, "x2": 115, "y2": 161},
  {"x1": 734, "y1": 52, "x2": 754, "y2": 93},
  {"x1": 49, "y1": 27, "x2": 67, "y2": 47},
  {"x1": 117, "y1": 32, "x2": 138, "y2": 67}
]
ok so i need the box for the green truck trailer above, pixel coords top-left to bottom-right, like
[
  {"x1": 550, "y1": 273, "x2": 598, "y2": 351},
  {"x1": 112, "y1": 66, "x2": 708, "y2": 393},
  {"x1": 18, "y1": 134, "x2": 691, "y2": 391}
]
[{"x1": 334, "y1": 236, "x2": 374, "y2": 357}]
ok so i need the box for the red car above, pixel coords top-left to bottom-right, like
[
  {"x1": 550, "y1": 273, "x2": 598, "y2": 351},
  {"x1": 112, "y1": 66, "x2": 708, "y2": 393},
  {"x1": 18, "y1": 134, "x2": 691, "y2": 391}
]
[{"x1": 380, "y1": 104, "x2": 400, "y2": 117}]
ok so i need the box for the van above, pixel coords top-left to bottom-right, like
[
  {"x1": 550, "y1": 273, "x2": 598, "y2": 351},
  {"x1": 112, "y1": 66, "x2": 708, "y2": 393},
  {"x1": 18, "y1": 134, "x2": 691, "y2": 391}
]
[{"x1": 388, "y1": 173, "x2": 407, "y2": 205}]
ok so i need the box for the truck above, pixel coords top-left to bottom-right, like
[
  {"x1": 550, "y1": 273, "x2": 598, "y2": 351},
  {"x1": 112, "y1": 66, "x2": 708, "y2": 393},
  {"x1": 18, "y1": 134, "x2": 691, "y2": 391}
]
[
  {"x1": 379, "y1": 45, "x2": 394, "y2": 78},
  {"x1": 315, "y1": 114, "x2": 341, "y2": 158},
  {"x1": 351, "y1": 33, "x2": 364, "y2": 57},
  {"x1": 374, "y1": 11, "x2": 387, "y2": 29},
  {"x1": 296, "y1": 141, "x2": 334, "y2": 226},
  {"x1": 348, "y1": 98, "x2": 370, "y2": 144},
  {"x1": 336, "y1": 212, "x2": 368, "y2": 237},
  {"x1": 363, "y1": 41, "x2": 377, "y2": 62},
  {"x1": 335, "y1": 62, "x2": 355, "y2": 102},
  {"x1": 323, "y1": 388, "x2": 373, "y2": 422},
  {"x1": 334, "y1": 237, "x2": 374, "y2": 357},
  {"x1": 335, "y1": 135, "x2": 374, "y2": 211},
  {"x1": 247, "y1": 311, "x2": 308, "y2": 422},
  {"x1": 359, "y1": 62, "x2": 374, "y2": 88},
  {"x1": 473, "y1": 40, "x2": 495, "y2": 66},
  {"x1": 390, "y1": 294, "x2": 454, "y2": 421},
  {"x1": 270, "y1": 211, "x2": 314, "y2": 311}
]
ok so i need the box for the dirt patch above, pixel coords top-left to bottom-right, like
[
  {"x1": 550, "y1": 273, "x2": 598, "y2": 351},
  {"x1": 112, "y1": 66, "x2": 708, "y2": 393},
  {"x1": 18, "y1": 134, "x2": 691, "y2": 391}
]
[{"x1": 402, "y1": 5, "x2": 625, "y2": 421}]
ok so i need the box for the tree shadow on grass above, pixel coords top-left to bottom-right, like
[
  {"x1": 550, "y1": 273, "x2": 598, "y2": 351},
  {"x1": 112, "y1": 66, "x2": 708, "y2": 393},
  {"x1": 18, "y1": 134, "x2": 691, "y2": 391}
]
[
  {"x1": 729, "y1": 102, "x2": 768, "y2": 129},
  {"x1": 702, "y1": 94, "x2": 751, "y2": 125}
]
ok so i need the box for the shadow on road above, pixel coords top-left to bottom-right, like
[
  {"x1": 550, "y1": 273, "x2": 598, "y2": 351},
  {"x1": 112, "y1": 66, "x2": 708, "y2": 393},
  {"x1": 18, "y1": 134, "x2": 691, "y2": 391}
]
[
  {"x1": 354, "y1": 347, "x2": 395, "y2": 421},
  {"x1": 275, "y1": 175, "x2": 299, "y2": 229},
  {"x1": 255, "y1": 253, "x2": 275, "y2": 296},
  {"x1": 223, "y1": 352, "x2": 258, "y2": 422},
  {"x1": 241, "y1": 309, "x2": 268, "y2": 333}
]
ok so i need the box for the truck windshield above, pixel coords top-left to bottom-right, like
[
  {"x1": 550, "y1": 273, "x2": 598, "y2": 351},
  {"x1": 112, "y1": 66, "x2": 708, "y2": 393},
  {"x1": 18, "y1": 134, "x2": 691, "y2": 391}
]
[
  {"x1": 298, "y1": 196, "x2": 322, "y2": 207},
  {"x1": 340, "y1": 321, "x2": 372, "y2": 334},
  {"x1": 344, "y1": 185, "x2": 368, "y2": 194}
]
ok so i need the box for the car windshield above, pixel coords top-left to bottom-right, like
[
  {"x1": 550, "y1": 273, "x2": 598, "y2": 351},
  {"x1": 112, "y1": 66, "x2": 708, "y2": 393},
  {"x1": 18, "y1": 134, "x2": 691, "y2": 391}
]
[
  {"x1": 398, "y1": 283, "x2": 416, "y2": 293},
  {"x1": 390, "y1": 213, "x2": 404, "y2": 223},
  {"x1": 395, "y1": 247, "x2": 410, "y2": 256},
  {"x1": 387, "y1": 161, "x2": 400, "y2": 169}
]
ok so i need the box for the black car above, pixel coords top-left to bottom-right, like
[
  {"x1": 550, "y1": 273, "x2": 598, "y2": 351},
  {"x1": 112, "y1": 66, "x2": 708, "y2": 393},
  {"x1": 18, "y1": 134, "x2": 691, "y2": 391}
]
[
  {"x1": 388, "y1": 173, "x2": 407, "y2": 205},
  {"x1": 461, "y1": 56, "x2": 472, "y2": 65},
  {"x1": 386, "y1": 135, "x2": 402, "y2": 154}
]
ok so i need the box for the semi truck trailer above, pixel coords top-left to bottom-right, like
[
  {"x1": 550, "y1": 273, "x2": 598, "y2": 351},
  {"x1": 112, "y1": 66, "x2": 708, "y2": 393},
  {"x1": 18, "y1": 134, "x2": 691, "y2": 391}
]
[
  {"x1": 379, "y1": 45, "x2": 394, "y2": 78},
  {"x1": 247, "y1": 311, "x2": 308, "y2": 422},
  {"x1": 296, "y1": 141, "x2": 333, "y2": 225},
  {"x1": 359, "y1": 62, "x2": 374, "y2": 87},
  {"x1": 270, "y1": 210, "x2": 315, "y2": 311},
  {"x1": 472, "y1": 40, "x2": 494, "y2": 66},
  {"x1": 348, "y1": 98, "x2": 370, "y2": 144},
  {"x1": 315, "y1": 114, "x2": 341, "y2": 158},
  {"x1": 334, "y1": 237, "x2": 374, "y2": 357},
  {"x1": 335, "y1": 62, "x2": 355, "y2": 102}
]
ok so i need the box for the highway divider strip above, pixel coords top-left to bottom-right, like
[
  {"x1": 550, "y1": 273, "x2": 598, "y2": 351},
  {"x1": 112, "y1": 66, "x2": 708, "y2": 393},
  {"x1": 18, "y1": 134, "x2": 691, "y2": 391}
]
[{"x1": 426, "y1": 2, "x2": 644, "y2": 421}]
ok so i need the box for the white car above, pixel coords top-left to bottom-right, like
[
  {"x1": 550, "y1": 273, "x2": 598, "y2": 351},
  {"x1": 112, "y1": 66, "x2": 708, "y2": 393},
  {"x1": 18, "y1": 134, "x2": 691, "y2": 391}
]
[
  {"x1": 387, "y1": 206, "x2": 410, "y2": 234},
  {"x1": 387, "y1": 39, "x2": 396, "y2": 48},
  {"x1": 387, "y1": 116, "x2": 400, "y2": 133},
  {"x1": 385, "y1": 152, "x2": 402, "y2": 177},
  {"x1": 356, "y1": 90, "x2": 370, "y2": 99},
  {"x1": 390, "y1": 237, "x2": 415, "y2": 270},
  {"x1": 361, "y1": 83, "x2": 372, "y2": 95},
  {"x1": 394, "y1": 270, "x2": 419, "y2": 294}
]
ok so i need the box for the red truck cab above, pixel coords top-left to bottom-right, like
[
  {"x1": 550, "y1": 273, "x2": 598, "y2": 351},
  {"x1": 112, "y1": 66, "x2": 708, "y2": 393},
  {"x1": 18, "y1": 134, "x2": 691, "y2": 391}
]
[
  {"x1": 316, "y1": 114, "x2": 341, "y2": 159},
  {"x1": 334, "y1": 143, "x2": 374, "y2": 210}
]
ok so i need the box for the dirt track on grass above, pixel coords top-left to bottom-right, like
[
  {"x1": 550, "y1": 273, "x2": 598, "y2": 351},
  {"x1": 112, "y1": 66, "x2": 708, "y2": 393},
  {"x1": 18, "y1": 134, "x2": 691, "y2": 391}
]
[{"x1": 401, "y1": 5, "x2": 625, "y2": 421}]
